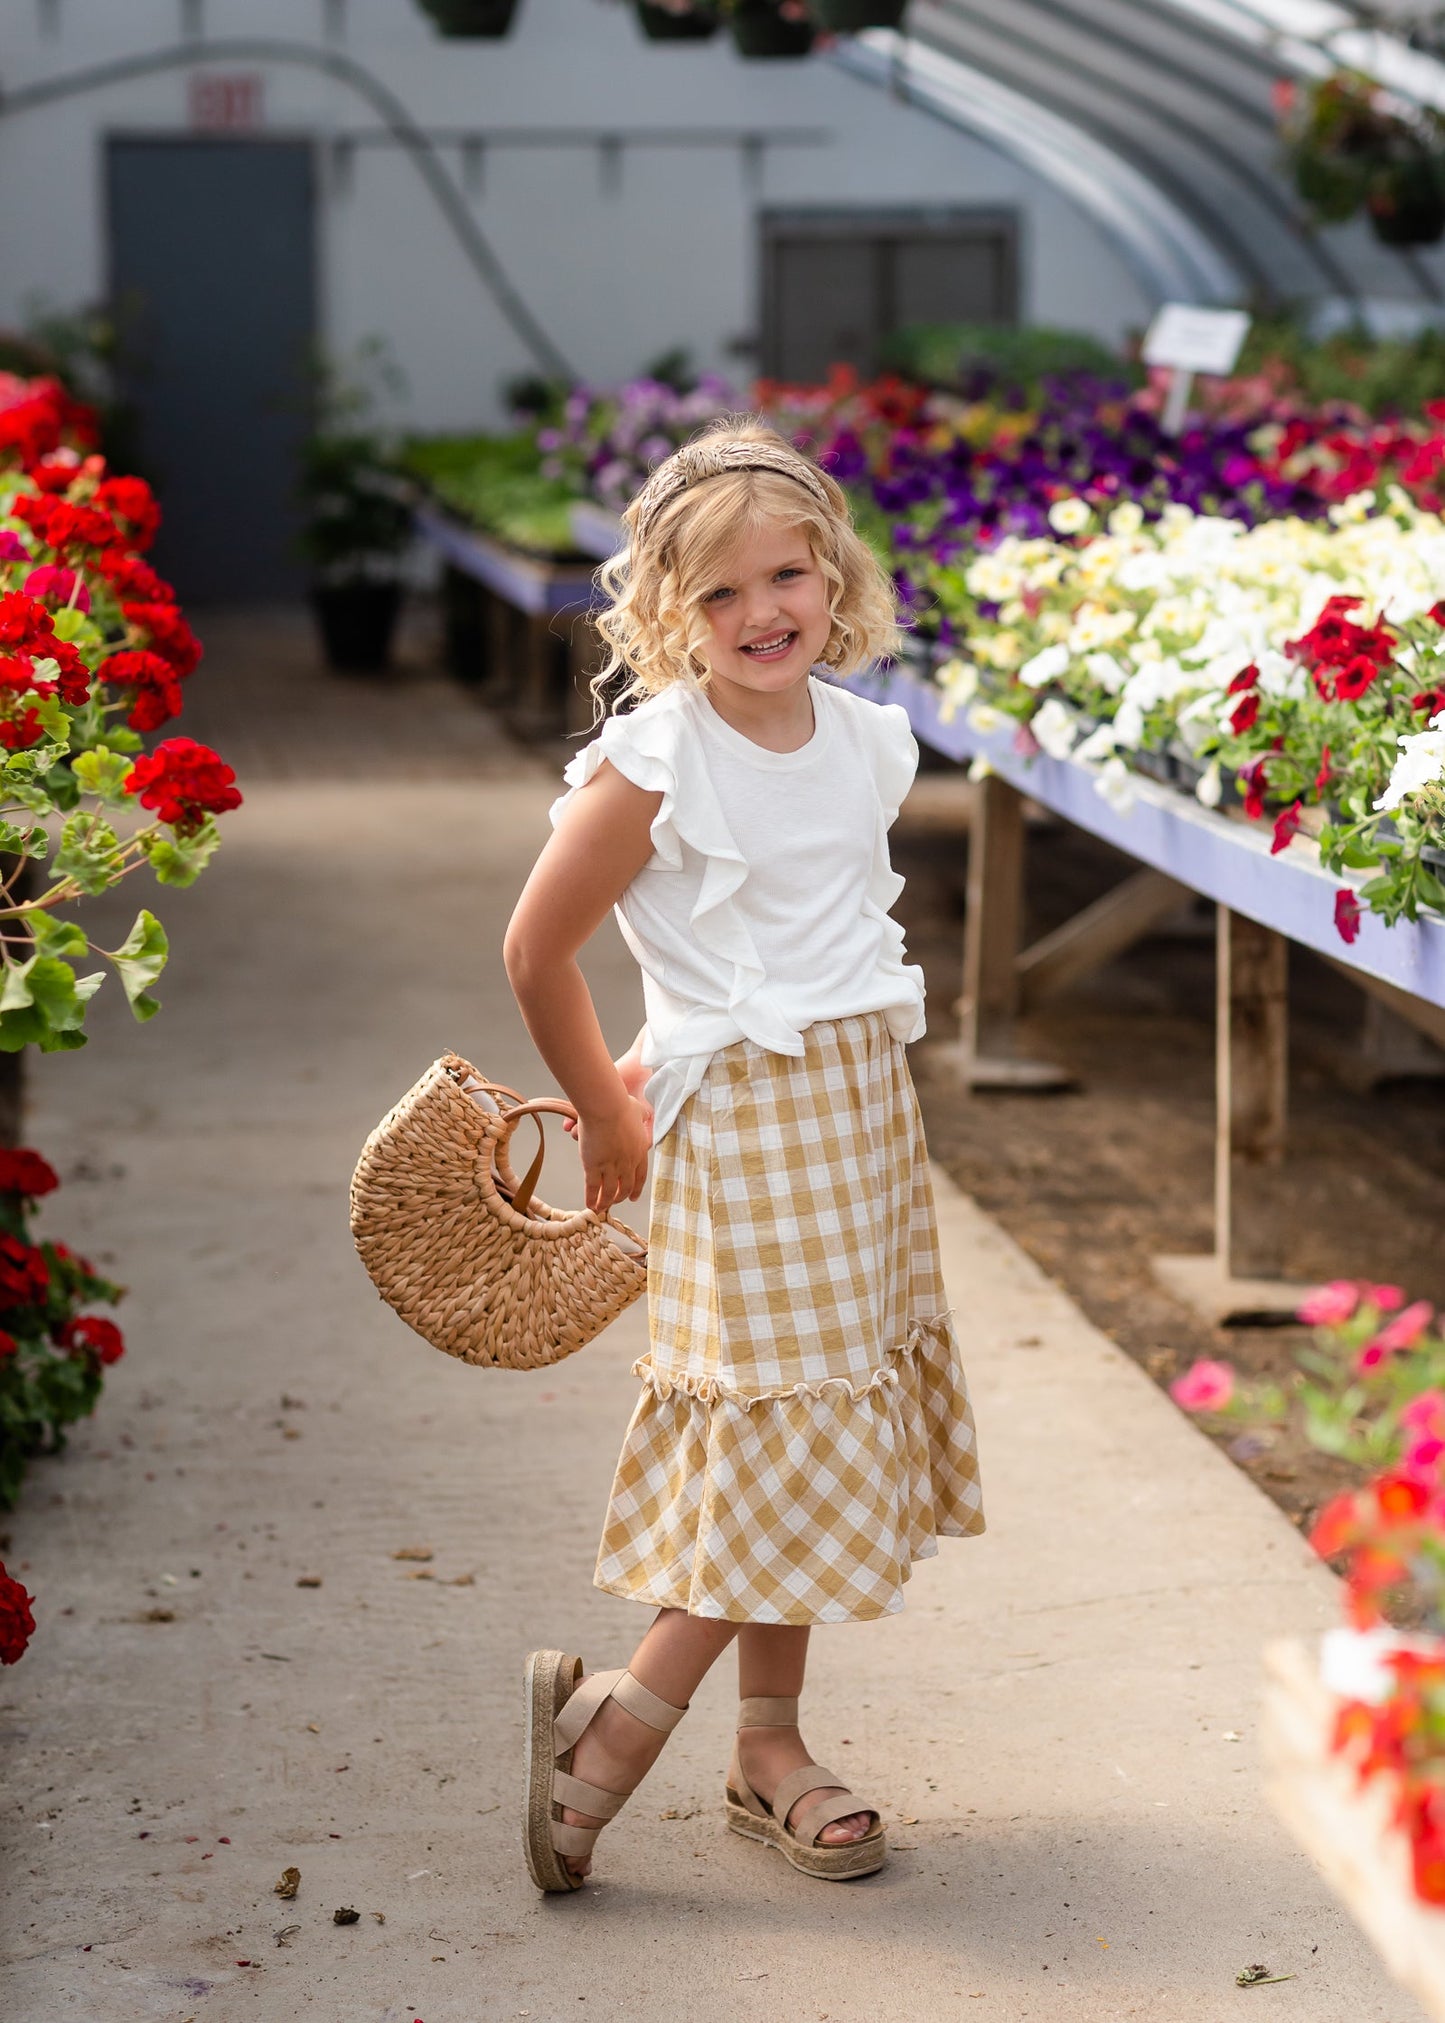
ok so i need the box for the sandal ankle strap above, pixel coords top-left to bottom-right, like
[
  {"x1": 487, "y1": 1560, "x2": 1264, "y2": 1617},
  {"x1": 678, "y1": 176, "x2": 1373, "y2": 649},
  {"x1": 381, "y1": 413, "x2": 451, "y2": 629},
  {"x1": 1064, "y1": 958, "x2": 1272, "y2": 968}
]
[
  {"x1": 554, "y1": 1666, "x2": 688, "y2": 1753},
  {"x1": 738, "y1": 1694, "x2": 800, "y2": 1729}
]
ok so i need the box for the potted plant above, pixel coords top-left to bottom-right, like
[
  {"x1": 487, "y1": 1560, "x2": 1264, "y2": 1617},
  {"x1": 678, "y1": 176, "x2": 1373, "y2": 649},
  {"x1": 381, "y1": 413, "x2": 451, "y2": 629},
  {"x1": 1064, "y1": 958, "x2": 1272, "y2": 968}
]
[
  {"x1": 723, "y1": 0, "x2": 816, "y2": 57},
  {"x1": 808, "y1": 0, "x2": 906, "y2": 28},
  {"x1": 1277, "y1": 69, "x2": 1445, "y2": 248},
  {"x1": 297, "y1": 352, "x2": 413, "y2": 675},
  {"x1": 635, "y1": 0, "x2": 720, "y2": 38},
  {"x1": 415, "y1": 0, "x2": 521, "y2": 37}
]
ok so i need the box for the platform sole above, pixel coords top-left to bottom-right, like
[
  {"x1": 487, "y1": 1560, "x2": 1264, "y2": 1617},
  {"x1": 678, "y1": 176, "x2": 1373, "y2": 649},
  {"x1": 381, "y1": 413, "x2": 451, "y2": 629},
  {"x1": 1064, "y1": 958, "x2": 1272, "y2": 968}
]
[
  {"x1": 725, "y1": 1796, "x2": 887, "y2": 1880},
  {"x1": 522, "y1": 1648, "x2": 584, "y2": 1894}
]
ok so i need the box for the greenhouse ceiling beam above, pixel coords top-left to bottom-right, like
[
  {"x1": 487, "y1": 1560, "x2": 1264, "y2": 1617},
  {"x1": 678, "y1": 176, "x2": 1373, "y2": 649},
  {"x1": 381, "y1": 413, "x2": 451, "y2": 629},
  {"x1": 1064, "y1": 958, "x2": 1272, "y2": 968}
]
[
  {"x1": 1160, "y1": 0, "x2": 1445, "y2": 110},
  {"x1": 834, "y1": 34, "x2": 1242, "y2": 305},
  {"x1": 923, "y1": 0, "x2": 1358, "y2": 302},
  {"x1": 0, "y1": 37, "x2": 573, "y2": 381}
]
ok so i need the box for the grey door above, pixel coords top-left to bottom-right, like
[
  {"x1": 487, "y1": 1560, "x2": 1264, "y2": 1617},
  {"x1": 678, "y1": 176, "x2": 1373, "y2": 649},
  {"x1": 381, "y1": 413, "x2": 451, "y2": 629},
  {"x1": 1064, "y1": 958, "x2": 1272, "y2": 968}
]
[
  {"x1": 107, "y1": 138, "x2": 316, "y2": 602},
  {"x1": 761, "y1": 209, "x2": 1018, "y2": 380}
]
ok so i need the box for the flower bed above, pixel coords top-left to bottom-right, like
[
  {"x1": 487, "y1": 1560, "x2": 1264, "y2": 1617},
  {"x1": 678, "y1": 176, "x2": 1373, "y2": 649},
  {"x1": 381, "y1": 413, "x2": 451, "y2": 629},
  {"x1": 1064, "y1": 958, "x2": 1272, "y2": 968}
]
[{"x1": 0, "y1": 371, "x2": 239, "y2": 1656}]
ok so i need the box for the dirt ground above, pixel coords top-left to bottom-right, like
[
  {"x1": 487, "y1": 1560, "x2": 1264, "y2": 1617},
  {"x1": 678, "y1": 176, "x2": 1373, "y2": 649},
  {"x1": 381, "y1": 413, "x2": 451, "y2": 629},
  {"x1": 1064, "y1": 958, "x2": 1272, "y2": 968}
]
[{"x1": 891, "y1": 764, "x2": 1445, "y2": 1540}]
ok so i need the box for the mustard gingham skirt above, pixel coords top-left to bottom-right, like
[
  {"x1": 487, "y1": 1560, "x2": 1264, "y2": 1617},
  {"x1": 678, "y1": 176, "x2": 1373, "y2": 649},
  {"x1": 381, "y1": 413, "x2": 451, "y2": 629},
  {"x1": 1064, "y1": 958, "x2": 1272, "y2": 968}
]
[{"x1": 594, "y1": 1012, "x2": 985, "y2": 1625}]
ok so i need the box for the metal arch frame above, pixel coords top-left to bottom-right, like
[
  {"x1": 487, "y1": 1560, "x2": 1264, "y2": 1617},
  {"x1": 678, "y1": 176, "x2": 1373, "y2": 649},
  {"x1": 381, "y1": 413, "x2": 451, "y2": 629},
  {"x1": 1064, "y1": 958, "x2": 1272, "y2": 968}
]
[
  {"x1": 910, "y1": 1, "x2": 1325, "y2": 303},
  {"x1": 960, "y1": 0, "x2": 1360, "y2": 301},
  {"x1": 0, "y1": 36, "x2": 574, "y2": 379},
  {"x1": 834, "y1": 32, "x2": 1244, "y2": 304}
]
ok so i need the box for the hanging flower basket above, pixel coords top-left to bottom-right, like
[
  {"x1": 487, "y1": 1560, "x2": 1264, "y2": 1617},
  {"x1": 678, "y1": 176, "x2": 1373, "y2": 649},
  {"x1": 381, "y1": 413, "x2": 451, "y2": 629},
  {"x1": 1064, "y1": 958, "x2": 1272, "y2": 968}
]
[
  {"x1": 809, "y1": 0, "x2": 907, "y2": 28},
  {"x1": 415, "y1": 0, "x2": 521, "y2": 36},
  {"x1": 1279, "y1": 68, "x2": 1445, "y2": 247},
  {"x1": 726, "y1": 0, "x2": 816, "y2": 56},
  {"x1": 636, "y1": 1, "x2": 720, "y2": 38},
  {"x1": 1369, "y1": 156, "x2": 1445, "y2": 247}
]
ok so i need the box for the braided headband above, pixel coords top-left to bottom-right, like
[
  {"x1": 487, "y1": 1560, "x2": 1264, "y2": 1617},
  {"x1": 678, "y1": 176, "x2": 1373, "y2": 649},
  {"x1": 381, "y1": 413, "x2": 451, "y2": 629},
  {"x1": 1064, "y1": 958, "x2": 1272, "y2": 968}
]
[{"x1": 631, "y1": 442, "x2": 833, "y2": 549}]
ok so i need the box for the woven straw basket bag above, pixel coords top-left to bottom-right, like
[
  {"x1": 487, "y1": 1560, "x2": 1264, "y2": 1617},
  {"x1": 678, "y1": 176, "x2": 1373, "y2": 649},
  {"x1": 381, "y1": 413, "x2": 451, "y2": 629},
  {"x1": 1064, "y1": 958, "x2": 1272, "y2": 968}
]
[{"x1": 349, "y1": 1052, "x2": 648, "y2": 1370}]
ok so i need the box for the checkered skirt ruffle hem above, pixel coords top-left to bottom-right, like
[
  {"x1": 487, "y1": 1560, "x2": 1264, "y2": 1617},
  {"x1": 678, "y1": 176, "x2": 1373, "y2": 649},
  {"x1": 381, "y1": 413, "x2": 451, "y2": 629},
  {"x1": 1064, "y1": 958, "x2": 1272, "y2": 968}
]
[{"x1": 595, "y1": 1012, "x2": 984, "y2": 1625}]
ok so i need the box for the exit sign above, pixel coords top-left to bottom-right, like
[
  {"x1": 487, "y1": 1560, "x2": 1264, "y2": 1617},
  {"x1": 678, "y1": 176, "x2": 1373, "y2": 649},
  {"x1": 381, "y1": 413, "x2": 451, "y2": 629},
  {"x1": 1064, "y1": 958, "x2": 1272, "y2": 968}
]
[{"x1": 188, "y1": 72, "x2": 265, "y2": 131}]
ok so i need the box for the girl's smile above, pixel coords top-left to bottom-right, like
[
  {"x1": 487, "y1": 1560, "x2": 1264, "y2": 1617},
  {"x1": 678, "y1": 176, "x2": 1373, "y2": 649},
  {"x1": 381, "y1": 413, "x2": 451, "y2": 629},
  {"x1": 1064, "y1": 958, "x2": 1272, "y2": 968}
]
[{"x1": 701, "y1": 520, "x2": 832, "y2": 701}]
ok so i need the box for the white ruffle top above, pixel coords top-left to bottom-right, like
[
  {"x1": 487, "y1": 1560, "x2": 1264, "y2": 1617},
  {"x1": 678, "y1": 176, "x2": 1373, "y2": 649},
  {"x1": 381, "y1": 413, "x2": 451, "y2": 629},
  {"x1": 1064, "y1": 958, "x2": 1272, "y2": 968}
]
[{"x1": 549, "y1": 674, "x2": 926, "y2": 1146}]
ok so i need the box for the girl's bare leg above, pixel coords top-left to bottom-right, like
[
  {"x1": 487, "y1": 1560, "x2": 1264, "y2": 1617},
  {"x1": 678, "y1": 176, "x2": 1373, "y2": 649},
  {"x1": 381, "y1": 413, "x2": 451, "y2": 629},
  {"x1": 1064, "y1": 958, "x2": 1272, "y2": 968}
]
[
  {"x1": 734, "y1": 1625, "x2": 872, "y2": 1845},
  {"x1": 559, "y1": 1609, "x2": 736, "y2": 1877}
]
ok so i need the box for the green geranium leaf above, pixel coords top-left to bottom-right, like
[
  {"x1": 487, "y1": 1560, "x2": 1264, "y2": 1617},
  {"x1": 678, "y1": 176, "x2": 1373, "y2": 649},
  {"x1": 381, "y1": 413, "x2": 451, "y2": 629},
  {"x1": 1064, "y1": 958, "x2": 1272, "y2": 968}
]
[
  {"x1": 0, "y1": 818, "x2": 40, "y2": 857},
  {"x1": 29, "y1": 913, "x2": 88, "y2": 960},
  {"x1": 71, "y1": 747, "x2": 133, "y2": 806},
  {"x1": 56, "y1": 812, "x2": 123, "y2": 896},
  {"x1": 101, "y1": 726, "x2": 143, "y2": 755},
  {"x1": 0, "y1": 954, "x2": 101, "y2": 1049},
  {"x1": 142, "y1": 815, "x2": 220, "y2": 890},
  {"x1": 49, "y1": 607, "x2": 100, "y2": 647},
  {"x1": 28, "y1": 693, "x2": 71, "y2": 744},
  {"x1": 104, "y1": 909, "x2": 167, "y2": 1022}
]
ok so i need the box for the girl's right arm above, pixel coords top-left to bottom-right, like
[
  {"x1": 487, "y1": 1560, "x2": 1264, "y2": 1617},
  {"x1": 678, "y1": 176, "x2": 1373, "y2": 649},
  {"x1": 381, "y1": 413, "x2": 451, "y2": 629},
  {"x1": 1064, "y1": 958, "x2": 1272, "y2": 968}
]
[{"x1": 502, "y1": 761, "x2": 662, "y2": 1214}]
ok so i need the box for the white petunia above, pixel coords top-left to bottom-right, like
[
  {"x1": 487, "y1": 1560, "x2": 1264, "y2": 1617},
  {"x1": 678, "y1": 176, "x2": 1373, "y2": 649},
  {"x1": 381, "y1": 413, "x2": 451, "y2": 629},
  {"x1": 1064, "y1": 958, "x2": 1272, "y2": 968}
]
[
  {"x1": 967, "y1": 755, "x2": 993, "y2": 782},
  {"x1": 1108, "y1": 500, "x2": 1145, "y2": 537},
  {"x1": 1374, "y1": 719, "x2": 1445, "y2": 812},
  {"x1": 1048, "y1": 497, "x2": 1092, "y2": 535},
  {"x1": 968, "y1": 702, "x2": 1005, "y2": 735},
  {"x1": 1074, "y1": 722, "x2": 1119, "y2": 764},
  {"x1": 1195, "y1": 761, "x2": 1223, "y2": 809},
  {"x1": 1019, "y1": 643, "x2": 1070, "y2": 689},
  {"x1": 1031, "y1": 697, "x2": 1078, "y2": 759},
  {"x1": 1084, "y1": 651, "x2": 1128, "y2": 693},
  {"x1": 1096, "y1": 756, "x2": 1137, "y2": 814}
]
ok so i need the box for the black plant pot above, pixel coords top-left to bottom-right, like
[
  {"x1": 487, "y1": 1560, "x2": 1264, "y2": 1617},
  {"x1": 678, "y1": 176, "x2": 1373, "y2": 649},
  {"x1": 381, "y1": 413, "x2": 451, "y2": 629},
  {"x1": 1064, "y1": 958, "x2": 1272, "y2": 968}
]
[
  {"x1": 729, "y1": 3, "x2": 816, "y2": 56},
  {"x1": 636, "y1": 2, "x2": 720, "y2": 38},
  {"x1": 311, "y1": 582, "x2": 404, "y2": 674},
  {"x1": 810, "y1": 0, "x2": 906, "y2": 27},
  {"x1": 416, "y1": 0, "x2": 520, "y2": 37}
]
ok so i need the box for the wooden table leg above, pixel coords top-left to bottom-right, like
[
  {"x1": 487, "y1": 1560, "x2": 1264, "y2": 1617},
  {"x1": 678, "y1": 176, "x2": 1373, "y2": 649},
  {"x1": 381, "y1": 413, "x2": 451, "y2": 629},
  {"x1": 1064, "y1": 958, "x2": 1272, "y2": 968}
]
[
  {"x1": 1154, "y1": 905, "x2": 1307, "y2": 1323},
  {"x1": 1217, "y1": 906, "x2": 1289, "y2": 1281},
  {"x1": 958, "y1": 774, "x2": 1071, "y2": 1091}
]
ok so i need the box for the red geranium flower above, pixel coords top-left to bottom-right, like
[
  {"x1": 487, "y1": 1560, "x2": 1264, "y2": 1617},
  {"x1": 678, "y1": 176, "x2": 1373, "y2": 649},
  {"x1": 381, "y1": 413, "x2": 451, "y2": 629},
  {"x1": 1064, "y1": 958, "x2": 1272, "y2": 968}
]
[
  {"x1": 93, "y1": 475, "x2": 160, "y2": 550},
  {"x1": 0, "y1": 1148, "x2": 60, "y2": 1199},
  {"x1": 0, "y1": 707, "x2": 48, "y2": 753},
  {"x1": 98, "y1": 648, "x2": 183, "y2": 732},
  {"x1": 124, "y1": 737, "x2": 241, "y2": 834},
  {"x1": 94, "y1": 551, "x2": 176, "y2": 605},
  {"x1": 10, "y1": 493, "x2": 120, "y2": 556},
  {"x1": 0, "y1": 1332, "x2": 16, "y2": 1360},
  {"x1": 1271, "y1": 800, "x2": 1302, "y2": 855},
  {"x1": 56, "y1": 1314, "x2": 124, "y2": 1365},
  {"x1": 1335, "y1": 889, "x2": 1363, "y2": 944},
  {"x1": 0, "y1": 1564, "x2": 36, "y2": 1665},
  {"x1": 0, "y1": 1233, "x2": 48, "y2": 1308},
  {"x1": 124, "y1": 602, "x2": 201, "y2": 677}
]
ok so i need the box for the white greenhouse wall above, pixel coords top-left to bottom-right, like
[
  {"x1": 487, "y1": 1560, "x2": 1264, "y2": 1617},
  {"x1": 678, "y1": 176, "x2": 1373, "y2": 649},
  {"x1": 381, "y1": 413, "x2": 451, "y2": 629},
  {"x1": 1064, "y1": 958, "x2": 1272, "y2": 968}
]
[{"x1": 0, "y1": 0, "x2": 1153, "y2": 432}]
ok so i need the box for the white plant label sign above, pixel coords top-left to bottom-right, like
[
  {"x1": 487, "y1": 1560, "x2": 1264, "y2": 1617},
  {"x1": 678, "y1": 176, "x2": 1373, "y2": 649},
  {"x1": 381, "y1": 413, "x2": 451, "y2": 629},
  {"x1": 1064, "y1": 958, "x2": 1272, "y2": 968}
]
[{"x1": 1142, "y1": 304, "x2": 1251, "y2": 377}]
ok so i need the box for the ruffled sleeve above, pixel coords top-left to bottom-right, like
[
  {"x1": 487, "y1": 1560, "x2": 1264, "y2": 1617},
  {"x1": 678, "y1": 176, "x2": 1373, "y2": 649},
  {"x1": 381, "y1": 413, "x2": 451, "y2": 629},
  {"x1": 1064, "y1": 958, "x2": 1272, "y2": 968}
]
[
  {"x1": 549, "y1": 701, "x2": 683, "y2": 867},
  {"x1": 864, "y1": 700, "x2": 919, "y2": 826}
]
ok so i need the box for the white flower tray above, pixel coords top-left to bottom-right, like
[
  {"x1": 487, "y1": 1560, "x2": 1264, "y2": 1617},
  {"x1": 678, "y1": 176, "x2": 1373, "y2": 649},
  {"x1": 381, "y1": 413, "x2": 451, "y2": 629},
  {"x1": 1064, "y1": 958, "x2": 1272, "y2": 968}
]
[{"x1": 1263, "y1": 1638, "x2": 1445, "y2": 2019}]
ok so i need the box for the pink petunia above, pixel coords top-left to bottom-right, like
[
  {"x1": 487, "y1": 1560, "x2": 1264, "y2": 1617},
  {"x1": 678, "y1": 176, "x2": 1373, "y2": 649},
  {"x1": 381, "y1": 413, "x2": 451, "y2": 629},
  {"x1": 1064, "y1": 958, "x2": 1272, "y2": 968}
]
[
  {"x1": 1357, "y1": 1341, "x2": 1390, "y2": 1374},
  {"x1": 1401, "y1": 1391, "x2": 1445, "y2": 1432},
  {"x1": 1170, "y1": 1359, "x2": 1236, "y2": 1412},
  {"x1": 1367, "y1": 1284, "x2": 1406, "y2": 1313},
  {"x1": 22, "y1": 564, "x2": 89, "y2": 613},
  {"x1": 1298, "y1": 1279, "x2": 1360, "y2": 1327},
  {"x1": 1376, "y1": 1301, "x2": 1436, "y2": 1354},
  {"x1": 0, "y1": 532, "x2": 27, "y2": 563},
  {"x1": 1404, "y1": 1433, "x2": 1445, "y2": 1480}
]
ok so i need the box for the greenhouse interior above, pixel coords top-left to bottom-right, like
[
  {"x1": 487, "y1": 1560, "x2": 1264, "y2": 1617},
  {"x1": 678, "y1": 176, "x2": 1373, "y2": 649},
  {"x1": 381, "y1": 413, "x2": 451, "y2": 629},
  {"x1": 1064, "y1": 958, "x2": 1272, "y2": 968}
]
[{"x1": 3, "y1": 1, "x2": 1445, "y2": 2017}]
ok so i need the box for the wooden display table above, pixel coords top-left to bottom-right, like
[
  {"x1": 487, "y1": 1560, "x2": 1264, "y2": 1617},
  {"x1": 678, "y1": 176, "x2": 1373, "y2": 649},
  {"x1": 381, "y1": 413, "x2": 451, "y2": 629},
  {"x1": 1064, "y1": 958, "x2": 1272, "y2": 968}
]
[
  {"x1": 846, "y1": 659, "x2": 1445, "y2": 1320},
  {"x1": 414, "y1": 502, "x2": 600, "y2": 738}
]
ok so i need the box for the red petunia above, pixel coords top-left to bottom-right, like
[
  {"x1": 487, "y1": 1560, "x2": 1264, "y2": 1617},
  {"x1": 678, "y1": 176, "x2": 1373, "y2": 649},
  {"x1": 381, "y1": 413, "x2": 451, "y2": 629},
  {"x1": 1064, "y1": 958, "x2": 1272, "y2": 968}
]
[
  {"x1": 1335, "y1": 888, "x2": 1363, "y2": 944},
  {"x1": 98, "y1": 648, "x2": 183, "y2": 732},
  {"x1": 0, "y1": 1148, "x2": 60, "y2": 1199},
  {"x1": 0, "y1": 1563, "x2": 36, "y2": 1666},
  {"x1": 1334, "y1": 654, "x2": 1380, "y2": 702},
  {"x1": 1429, "y1": 600, "x2": 1445, "y2": 624},
  {"x1": 1229, "y1": 692, "x2": 1260, "y2": 734},
  {"x1": 56, "y1": 1314, "x2": 124, "y2": 1365},
  {"x1": 1314, "y1": 744, "x2": 1333, "y2": 794},
  {"x1": 1227, "y1": 663, "x2": 1259, "y2": 695},
  {"x1": 1412, "y1": 688, "x2": 1445, "y2": 719},
  {"x1": 124, "y1": 736, "x2": 241, "y2": 834},
  {"x1": 1271, "y1": 800, "x2": 1303, "y2": 855}
]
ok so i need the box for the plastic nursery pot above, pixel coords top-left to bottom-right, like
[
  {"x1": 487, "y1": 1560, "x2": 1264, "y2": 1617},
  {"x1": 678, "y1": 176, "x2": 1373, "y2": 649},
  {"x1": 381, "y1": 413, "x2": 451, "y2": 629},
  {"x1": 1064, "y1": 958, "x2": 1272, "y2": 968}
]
[
  {"x1": 636, "y1": 1, "x2": 721, "y2": 38},
  {"x1": 415, "y1": 0, "x2": 521, "y2": 36},
  {"x1": 1368, "y1": 159, "x2": 1445, "y2": 246},
  {"x1": 310, "y1": 581, "x2": 404, "y2": 674},
  {"x1": 729, "y1": 3, "x2": 817, "y2": 57},
  {"x1": 809, "y1": 0, "x2": 907, "y2": 27}
]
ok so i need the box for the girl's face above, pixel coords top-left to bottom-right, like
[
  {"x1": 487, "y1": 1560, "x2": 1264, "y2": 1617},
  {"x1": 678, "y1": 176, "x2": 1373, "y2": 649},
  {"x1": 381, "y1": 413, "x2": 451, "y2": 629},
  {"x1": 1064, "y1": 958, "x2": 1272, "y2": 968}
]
[{"x1": 698, "y1": 520, "x2": 832, "y2": 696}]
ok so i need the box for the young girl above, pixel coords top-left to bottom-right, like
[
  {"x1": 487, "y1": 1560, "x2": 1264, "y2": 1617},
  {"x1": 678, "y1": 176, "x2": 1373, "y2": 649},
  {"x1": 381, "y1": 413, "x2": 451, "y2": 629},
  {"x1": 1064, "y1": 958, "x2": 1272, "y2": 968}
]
[{"x1": 504, "y1": 419, "x2": 984, "y2": 1893}]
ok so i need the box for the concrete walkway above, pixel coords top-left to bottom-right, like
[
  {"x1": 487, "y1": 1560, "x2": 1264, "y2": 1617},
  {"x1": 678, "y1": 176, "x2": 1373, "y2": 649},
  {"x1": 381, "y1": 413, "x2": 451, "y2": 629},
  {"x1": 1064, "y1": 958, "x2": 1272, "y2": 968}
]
[{"x1": 0, "y1": 642, "x2": 1419, "y2": 2020}]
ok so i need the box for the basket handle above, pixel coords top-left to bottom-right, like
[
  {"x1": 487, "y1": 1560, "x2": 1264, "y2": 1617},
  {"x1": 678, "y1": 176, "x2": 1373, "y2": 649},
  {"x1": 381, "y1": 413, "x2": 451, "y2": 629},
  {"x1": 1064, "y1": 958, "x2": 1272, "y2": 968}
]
[{"x1": 500, "y1": 1097, "x2": 580, "y2": 1217}]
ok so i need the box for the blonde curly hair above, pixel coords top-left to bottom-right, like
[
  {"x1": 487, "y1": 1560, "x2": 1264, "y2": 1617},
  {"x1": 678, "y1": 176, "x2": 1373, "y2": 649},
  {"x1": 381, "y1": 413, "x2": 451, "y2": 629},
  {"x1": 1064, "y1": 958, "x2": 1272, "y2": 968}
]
[{"x1": 591, "y1": 417, "x2": 900, "y2": 715}]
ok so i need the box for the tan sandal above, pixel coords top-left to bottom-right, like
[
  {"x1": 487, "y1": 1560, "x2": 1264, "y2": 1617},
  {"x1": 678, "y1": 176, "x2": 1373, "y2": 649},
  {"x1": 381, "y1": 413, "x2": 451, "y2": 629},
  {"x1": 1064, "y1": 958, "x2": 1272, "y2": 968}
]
[
  {"x1": 725, "y1": 1694, "x2": 887, "y2": 1881},
  {"x1": 522, "y1": 1649, "x2": 687, "y2": 1893}
]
